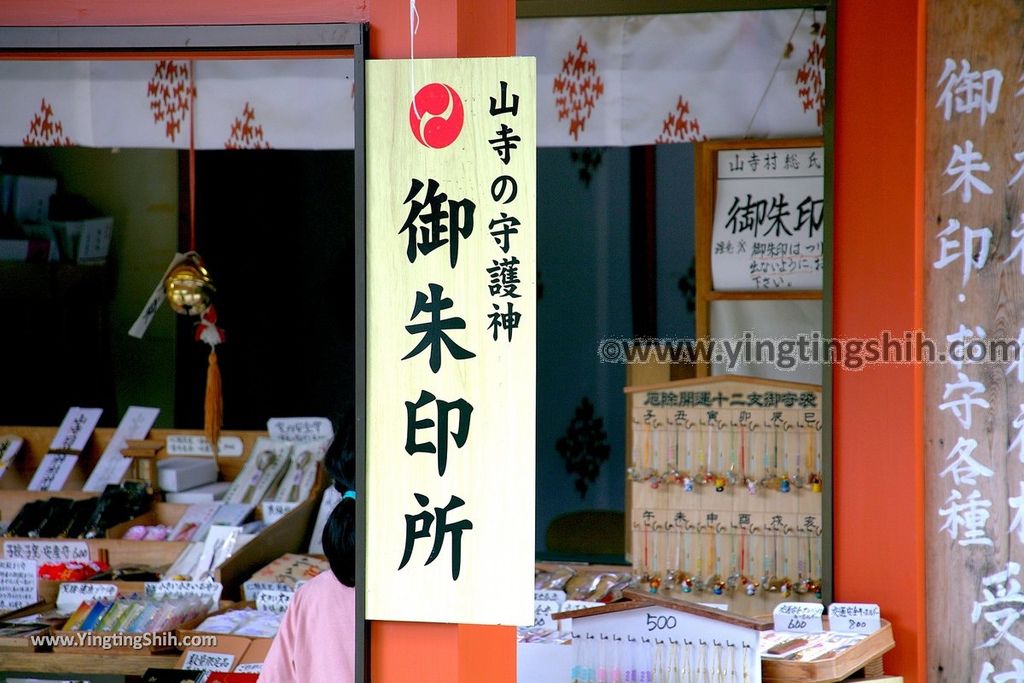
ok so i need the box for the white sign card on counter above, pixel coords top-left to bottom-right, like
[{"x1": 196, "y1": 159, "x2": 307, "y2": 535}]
[
  {"x1": 166, "y1": 434, "x2": 245, "y2": 458},
  {"x1": 243, "y1": 581, "x2": 292, "y2": 601},
  {"x1": 4, "y1": 540, "x2": 90, "y2": 565},
  {"x1": 56, "y1": 582, "x2": 118, "y2": 614},
  {"x1": 49, "y1": 407, "x2": 103, "y2": 452},
  {"x1": 711, "y1": 146, "x2": 824, "y2": 291},
  {"x1": 533, "y1": 599, "x2": 560, "y2": 629},
  {"x1": 180, "y1": 650, "x2": 235, "y2": 673},
  {"x1": 256, "y1": 590, "x2": 294, "y2": 614},
  {"x1": 267, "y1": 417, "x2": 334, "y2": 443},
  {"x1": 0, "y1": 559, "x2": 38, "y2": 611},
  {"x1": 27, "y1": 453, "x2": 77, "y2": 491},
  {"x1": 828, "y1": 603, "x2": 881, "y2": 635},
  {"x1": 235, "y1": 663, "x2": 263, "y2": 674},
  {"x1": 0, "y1": 435, "x2": 24, "y2": 480},
  {"x1": 773, "y1": 602, "x2": 825, "y2": 634},
  {"x1": 534, "y1": 589, "x2": 566, "y2": 604},
  {"x1": 261, "y1": 501, "x2": 300, "y2": 525},
  {"x1": 83, "y1": 405, "x2": 160, "y2": 492},
  {"x1": 144, "y1": 581, "x2": 223, "y2": 610}
]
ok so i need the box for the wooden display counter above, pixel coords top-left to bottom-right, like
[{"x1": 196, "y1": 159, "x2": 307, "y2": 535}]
[
  {"x1": 761, "y1": 620, "x2": 895, "y2": 683},
  {"x1": 0, "y1": 424, "x2": 329, "y2": 676}
]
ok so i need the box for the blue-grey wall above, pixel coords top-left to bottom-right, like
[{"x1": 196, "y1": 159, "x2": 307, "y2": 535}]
[
  {"x1": 535, "y1": 144, "x2": 698, "y2": 554},
  {"x1": 535, "y1": 147, "x2": 631, "y2": 552},
  {"x1": 656, "y1": 143, "x2": 697, "y2": 339}
]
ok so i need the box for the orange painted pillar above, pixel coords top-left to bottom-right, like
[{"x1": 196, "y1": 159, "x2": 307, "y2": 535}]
[
  {"x1": 367, "y1": 1, "x2": 517, "y2": 682},
  {"x1": 832, "y1": 0, "x2": 926, "y2": 680}
]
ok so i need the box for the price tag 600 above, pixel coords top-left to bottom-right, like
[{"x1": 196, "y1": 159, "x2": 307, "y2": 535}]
[
  {"x1": 828, "y1": 603, "x2": 881, "y2": 634},
  {"x1": 773, "y1": 602, "x2": 824, "y2": 634}
]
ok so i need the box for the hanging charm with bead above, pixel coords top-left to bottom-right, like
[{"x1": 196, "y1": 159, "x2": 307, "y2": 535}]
[{"x1": 163, "y1": 252, "x2": 227, "y2": 462}]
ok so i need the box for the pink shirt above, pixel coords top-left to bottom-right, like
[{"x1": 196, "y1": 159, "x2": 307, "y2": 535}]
[{"x1": 258, "y1": 570, "x2": 356, "y2": 683}]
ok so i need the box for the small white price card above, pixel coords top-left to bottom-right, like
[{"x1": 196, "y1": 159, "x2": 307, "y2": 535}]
[
  {"x1": 181, "y1": 650, "x2": 235, "y2": 672},
  {"x1": 773, "y1": 602, "x2": 824, "y2": 634},
  {"x1": 57, "y1": 582, "x2": 117, "y2": 614},
  {"x1": 261, "y1": 501, "x2": 300, "y2": 525},
  {"x1": 144, "y1": 581, "x2": 223, "y2": 609},
  {"x1": 235, "y1": 663, "x2": 263, "y2": 674},
  {"x1": 256, "y1": 590, "x2": 294, "y2": 614},
  {"x1": 828, "y1": 602, "x2": 881, "y2": 635},
  {"x1": 267, "y1": 417, "x2": 334, "y2": 443},
  {"x1": 0, "y1": 558, "x2": 37, "y2": 611},
  {"x1": 559, "y1": 600, "x2": 603, "y2": 613},
  {"x1": 243, "y1": 581, "x2": 292, "y2": 601},
  {"x1": 533, "y1": 599, "x2": 559, "y2": 629},
  {"x1": 166, "y1": 434, "x2": 244, "y2": 457},
  {"x1": 4, "y1": 540, "x2": 89, "y2": 565},
  {"x1": 534, "y1": 589, "x2": 566, "y2": 604}
]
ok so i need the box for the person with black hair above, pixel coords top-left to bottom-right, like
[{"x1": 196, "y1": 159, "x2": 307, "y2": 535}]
[{"x1": 259, "y1": 422, "x2": 356, "y2": 683}]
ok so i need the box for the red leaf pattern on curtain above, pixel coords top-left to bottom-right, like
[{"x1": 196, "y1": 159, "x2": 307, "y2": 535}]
[
  {"x1": 655, "y1": 97, "x2": 708, "y2": 144},
  {"x1": 553, "y1": 35, "x2": 605, "y2": 141},
  {"x1": 23, "y1": 99, "x2": 74, "y2": 147},
  {"x1": 795, "y1": 23, "x2": 826, "y2": 127},
  {"x1": 225, "y1": 103, "x2": 271, "y2": 150},
  {"x1": 147, "y1": 60, "x2": 194, "y2": 143}
]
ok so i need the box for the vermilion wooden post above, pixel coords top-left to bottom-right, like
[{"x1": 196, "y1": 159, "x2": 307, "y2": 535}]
[{"x1": 832, "y1": 0, "x2": 926, "y2": 680}]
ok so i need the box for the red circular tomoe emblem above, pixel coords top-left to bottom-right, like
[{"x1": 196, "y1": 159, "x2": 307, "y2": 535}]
[{"x1": 409, "y1": 83, "x2": 464, "y2": 149}]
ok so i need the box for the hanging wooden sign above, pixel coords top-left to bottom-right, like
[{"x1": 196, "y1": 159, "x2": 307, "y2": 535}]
[{"x1": 365, "y1": 57, "x2": 536, "y2": 626}]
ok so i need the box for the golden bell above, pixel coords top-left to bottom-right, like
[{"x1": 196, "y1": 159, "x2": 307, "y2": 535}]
[{"x1": 164, "y1": 255, "x2": 216, "y2": 316}]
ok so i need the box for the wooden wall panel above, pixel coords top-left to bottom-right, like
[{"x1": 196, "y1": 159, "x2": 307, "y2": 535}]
[{"x1": 924, "y1": 2, "x2": 1024, "y2": 679}]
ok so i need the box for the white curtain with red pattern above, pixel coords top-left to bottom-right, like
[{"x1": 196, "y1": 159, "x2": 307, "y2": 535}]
[{"x1": 0, "y1": 10, "x2": 823, "y2": 150}]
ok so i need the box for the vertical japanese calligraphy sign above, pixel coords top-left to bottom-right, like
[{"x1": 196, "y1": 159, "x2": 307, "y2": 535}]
[
  {"x1": 925, "y1": 2, "x2": 1024, "y2": 679},
  {"x1": 365, "y1": 57, "x2": 536, "y2": 626}
]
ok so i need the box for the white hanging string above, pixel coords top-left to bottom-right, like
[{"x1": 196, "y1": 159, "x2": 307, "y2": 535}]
[
  {"x1": 410, "y1": 0, "x2": 421, "y2": 117},
  {"x1": 743, "y1": 8, "x2": 806, "y2": 138}
]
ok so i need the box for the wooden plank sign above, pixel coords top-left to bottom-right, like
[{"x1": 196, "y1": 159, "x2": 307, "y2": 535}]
[
  {"x1": 925, "y1": 2, "x2": 1024, "y2": 679},
  {"x1": 365, "y1": 57, "x2": 536, "y2": 626}
]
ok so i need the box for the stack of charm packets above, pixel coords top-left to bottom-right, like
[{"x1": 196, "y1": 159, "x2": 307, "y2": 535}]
[{"x1": 61, "y1": 595, "x2": 207, "y2": 633}]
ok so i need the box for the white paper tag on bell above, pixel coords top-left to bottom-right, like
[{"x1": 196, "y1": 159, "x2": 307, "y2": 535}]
[
  {"x1": 828, "y1": 603, "x2": 881, "y2": 634},
  {"x1": 773, "y1": 602, "x2": 824, "y2": 634},
  {"x1": 129, "y1": 252, "x2": 187, "y2": 339}
]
